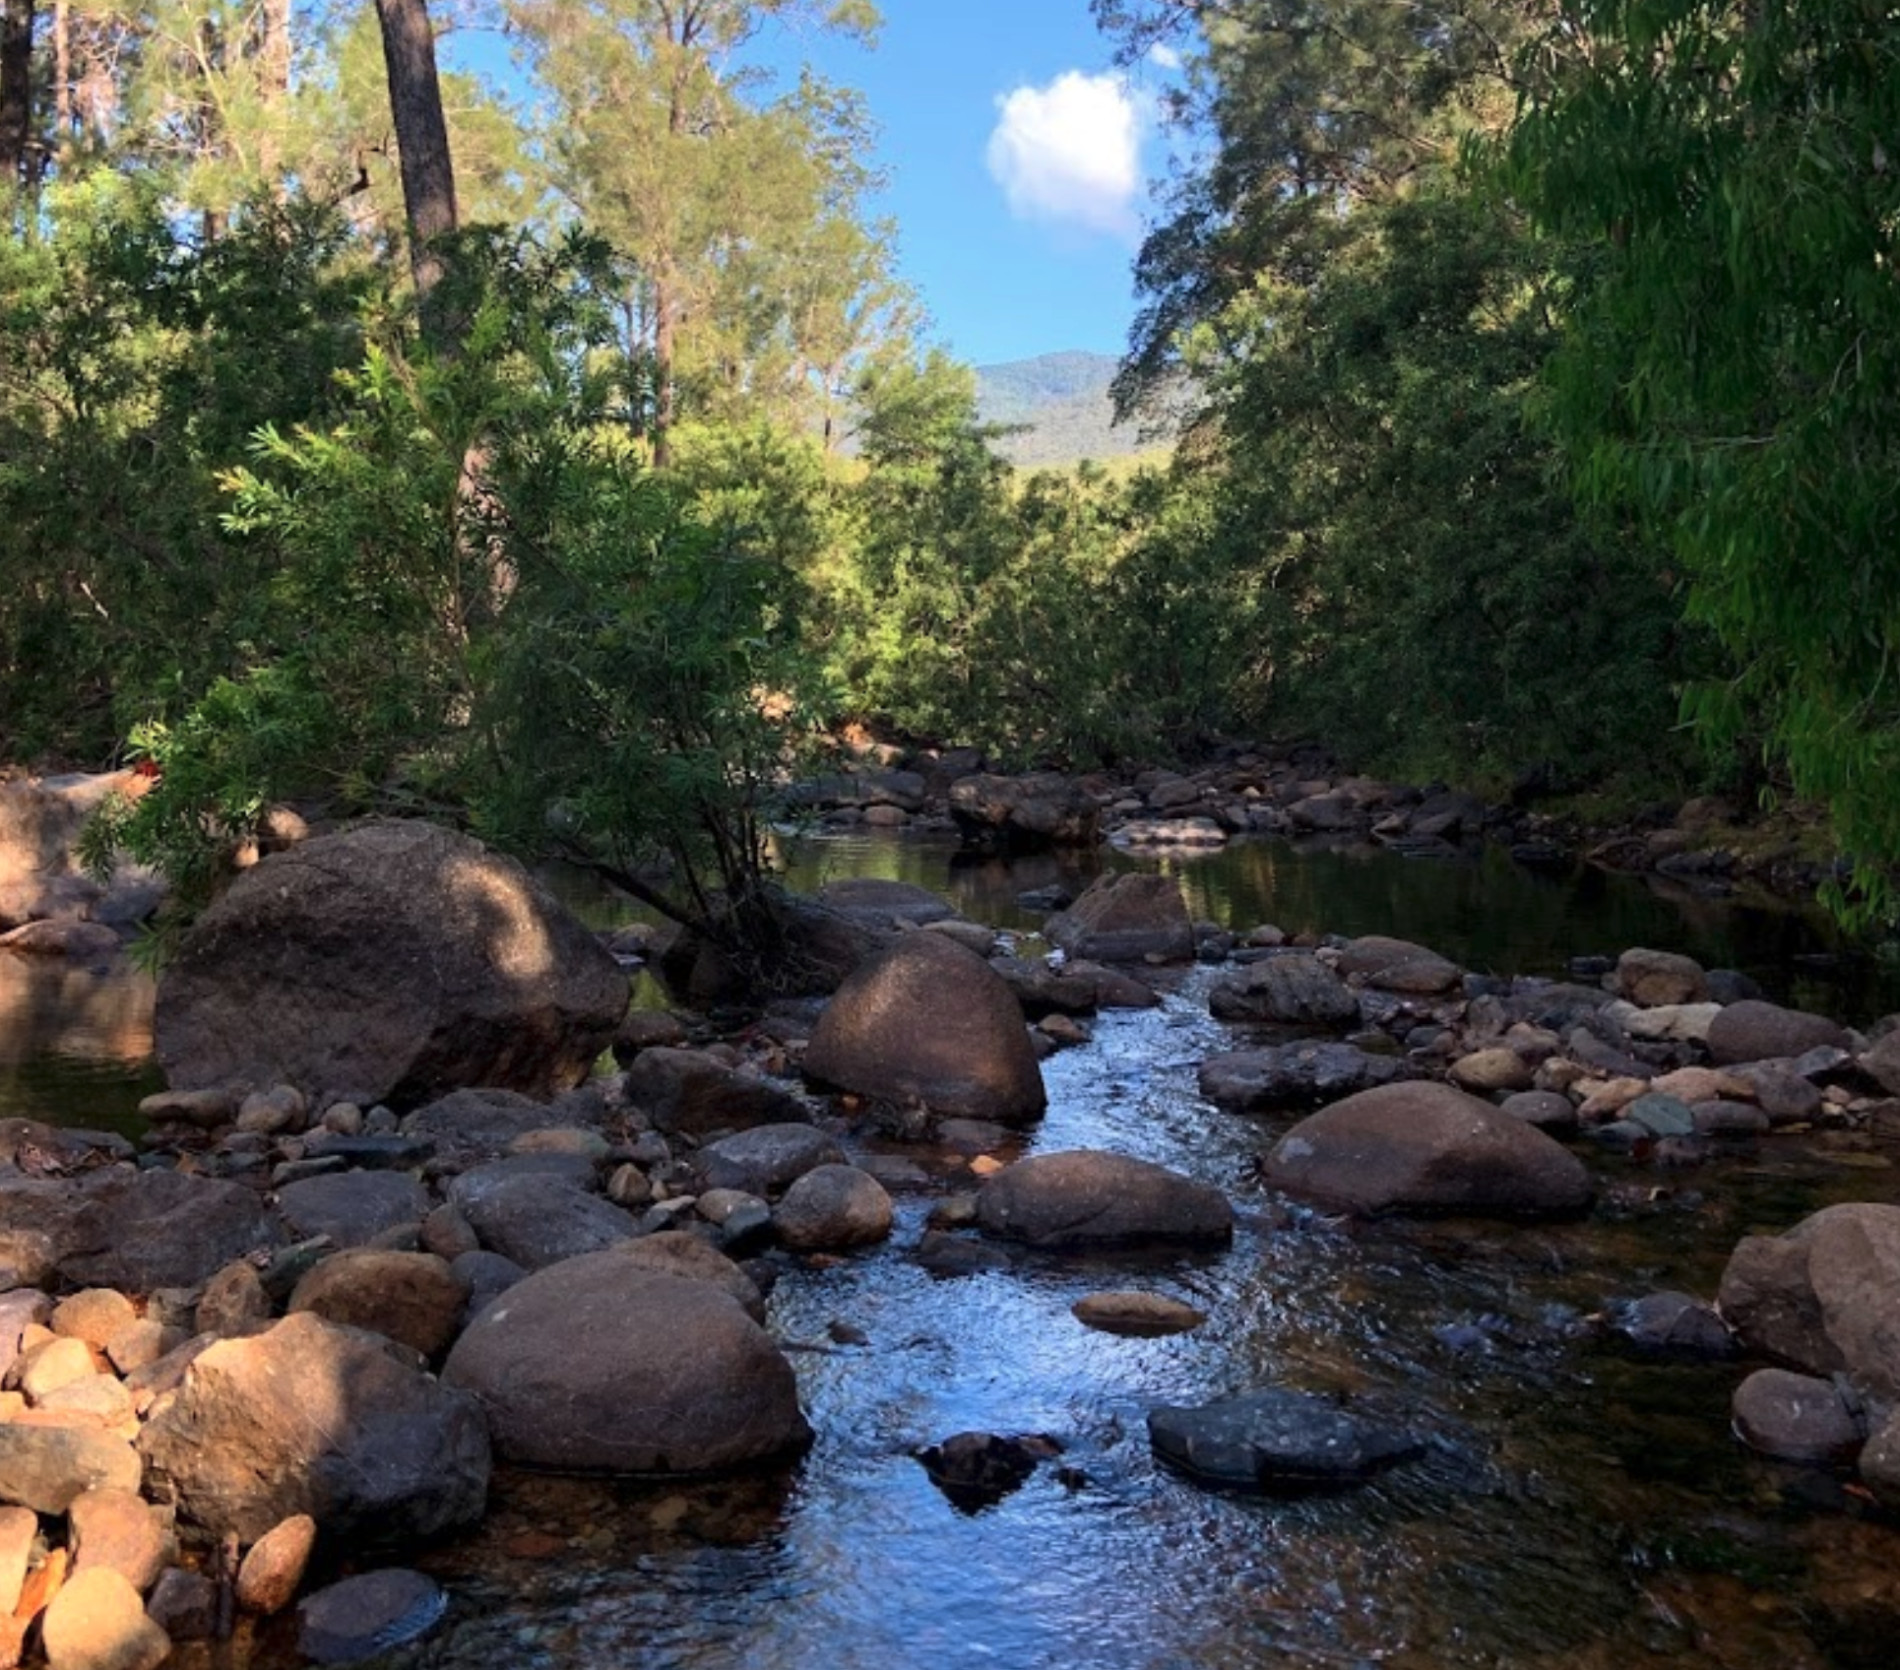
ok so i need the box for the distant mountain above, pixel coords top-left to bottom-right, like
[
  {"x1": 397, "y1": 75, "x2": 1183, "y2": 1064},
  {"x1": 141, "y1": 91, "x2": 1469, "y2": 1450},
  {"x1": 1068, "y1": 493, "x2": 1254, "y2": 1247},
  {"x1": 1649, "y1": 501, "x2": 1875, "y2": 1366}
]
[{"x1": 973, "y1": 350, "x2": 1162, "y2": 469}]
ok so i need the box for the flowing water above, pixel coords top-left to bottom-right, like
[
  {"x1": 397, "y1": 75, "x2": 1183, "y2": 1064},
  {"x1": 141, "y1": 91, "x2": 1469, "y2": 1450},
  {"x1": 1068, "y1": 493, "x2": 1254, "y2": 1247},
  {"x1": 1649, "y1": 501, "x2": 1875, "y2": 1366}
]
[{"x1": 10, "y1": 833, "x2": 1900, "y2": 1667}]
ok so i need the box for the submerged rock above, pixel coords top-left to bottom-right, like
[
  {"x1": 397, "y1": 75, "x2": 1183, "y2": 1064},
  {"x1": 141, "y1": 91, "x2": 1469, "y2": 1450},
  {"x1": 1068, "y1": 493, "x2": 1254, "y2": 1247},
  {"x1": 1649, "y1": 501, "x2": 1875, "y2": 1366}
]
[
  {"x1": 298, "y1": 1569, "x2": 447, "y2": 1666},
  {"x1": 1071, "y1": 1292, "x2": 1207, "y2": 1337},
  {"x1": 1148, "y1": 1389, "x2": 1424, "y2": 1490}
]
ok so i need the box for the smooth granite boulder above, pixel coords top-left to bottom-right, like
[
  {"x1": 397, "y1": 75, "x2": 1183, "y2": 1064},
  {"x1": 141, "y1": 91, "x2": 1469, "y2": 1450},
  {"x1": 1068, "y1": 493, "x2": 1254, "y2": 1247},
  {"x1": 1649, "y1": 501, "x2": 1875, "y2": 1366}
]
[
  {"x1": 803, "y1": 933, "x2": 1045, "y2": 1125},
  {"x1": 1260, "y1": 1081, "x2": 1593, "y2": 1219},
  {"x1": 443, "y1": 1255, "x2": 809, "y2": 1475},
  {"x1": 155, "y1": 821, "x2": 627, "y2": 1109}
]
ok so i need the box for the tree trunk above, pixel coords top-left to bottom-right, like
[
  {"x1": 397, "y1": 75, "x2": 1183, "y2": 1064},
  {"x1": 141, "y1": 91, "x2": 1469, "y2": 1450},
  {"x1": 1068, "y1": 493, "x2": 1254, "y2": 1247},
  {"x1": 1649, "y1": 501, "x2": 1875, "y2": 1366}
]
[
  {"x1": 0, "y1": 0, "x2": 33, "y2": 194},
  {"x1": 252, "y1": 0, "x2": 291, "y2": 190},
  {"x1": 373, "y1": 0, "x2": 459, "y2": 348},
  {"x1": 51, "y1": 0, "x2": 66, "y2": 151},
  {"x1": 653, "y1": 274, "x2": 676, "y2": 468}
]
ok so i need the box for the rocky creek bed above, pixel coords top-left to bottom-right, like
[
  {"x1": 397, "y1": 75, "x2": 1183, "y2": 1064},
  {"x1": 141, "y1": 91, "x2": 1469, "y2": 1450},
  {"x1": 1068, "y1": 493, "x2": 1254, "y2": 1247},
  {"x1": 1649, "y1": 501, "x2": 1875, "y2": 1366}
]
[{"x1": 4, "y1": 788, "x2": 1900, "y2": 1667}]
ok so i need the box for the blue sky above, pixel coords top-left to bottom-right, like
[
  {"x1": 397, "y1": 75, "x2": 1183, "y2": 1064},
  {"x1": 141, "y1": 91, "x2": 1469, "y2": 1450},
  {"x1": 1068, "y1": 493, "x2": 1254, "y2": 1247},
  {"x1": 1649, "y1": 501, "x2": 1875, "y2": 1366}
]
[
  {"x1": 778, "y1": 1, "x2": 1178, "y2": 368},
  {"x1": 444, "y1": 3, "x2": 1180, "y2": 368}
]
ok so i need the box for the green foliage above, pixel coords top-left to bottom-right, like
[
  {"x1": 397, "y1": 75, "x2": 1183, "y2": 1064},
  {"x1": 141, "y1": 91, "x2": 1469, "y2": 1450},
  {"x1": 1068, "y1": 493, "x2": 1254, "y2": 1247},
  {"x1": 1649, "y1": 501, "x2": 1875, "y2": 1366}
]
[
  {"x1": 1075, "y1": 0, "x2": 1692, "y2": 793},
  {"x1": 84, "y1": 225, "x2": 819, "y2": 954},
  {"x1": 1506, "y1": 0, "x2": 1900, "y2": 915},
  {"x1": 0, "y1": 176, "x2": 378, "y2": 762},
  {"x1": 473, "y1": 449, "x2": 821, "y2": 955},
  {"x1": 1220, "y1": 188, "x2": 1690, "y2": 784}
]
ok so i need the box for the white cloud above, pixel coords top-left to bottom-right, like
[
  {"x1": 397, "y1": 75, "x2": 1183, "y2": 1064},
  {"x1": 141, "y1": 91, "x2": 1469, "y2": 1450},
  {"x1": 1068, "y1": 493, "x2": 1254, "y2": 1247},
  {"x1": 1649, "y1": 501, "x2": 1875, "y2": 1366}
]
[
  {"x1": 1147, "y1": 42, "x2": 1183, "y2": 71},
  {"x1": 985, "y1": 70, "x2": 1144, "y2": 241}
]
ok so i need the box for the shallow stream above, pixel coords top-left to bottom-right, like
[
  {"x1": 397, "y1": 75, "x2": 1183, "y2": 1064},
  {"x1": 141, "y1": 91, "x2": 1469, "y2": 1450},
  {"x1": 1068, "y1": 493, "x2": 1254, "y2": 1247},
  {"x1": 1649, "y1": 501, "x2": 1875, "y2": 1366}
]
[{"x1": 10, "y1": 832, "x2": 1900, "y2": 1666}]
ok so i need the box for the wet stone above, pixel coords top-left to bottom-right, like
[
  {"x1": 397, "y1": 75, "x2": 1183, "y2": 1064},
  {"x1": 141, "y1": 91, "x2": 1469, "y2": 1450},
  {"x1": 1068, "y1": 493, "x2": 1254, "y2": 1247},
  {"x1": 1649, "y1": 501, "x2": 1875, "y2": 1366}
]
[
  {"x1": 1148, "y1": 1389, "x2": 1425, "y2": 1490},
  {"x1": 298, "y1": 1568, "x2": 448, "y2": 1665},
  {"x1": 1731, "y1": 1368, "x2": 1864, "y2": 1464},
  {"x1": 1626, "y1": 1093, "x2": 1697, "y2": 1139},
  {"x1": 1071, "y1": 1292, "x2": 1208, "y2": 1337},
  {"x1": 1613, "y1": 1292, "x2": 1734, "y2": 1359},
  {"x1": 145, "y1": 1568, "x2": 219, "y2": 1642},
  {"x1": 915, "y1": 1432, "x2": 1058, "y2": 1512}
]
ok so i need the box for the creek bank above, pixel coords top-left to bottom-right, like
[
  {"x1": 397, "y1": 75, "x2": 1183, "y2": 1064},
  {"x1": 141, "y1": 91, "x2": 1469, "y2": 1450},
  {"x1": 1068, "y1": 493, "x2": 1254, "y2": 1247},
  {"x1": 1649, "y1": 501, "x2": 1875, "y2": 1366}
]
[
  {"x1": 9, "y1": 827, "x2": 1900, "y2": 1663},
  {"x1": 788, "y1": 738, "x2": 1845, "y2": 904}
]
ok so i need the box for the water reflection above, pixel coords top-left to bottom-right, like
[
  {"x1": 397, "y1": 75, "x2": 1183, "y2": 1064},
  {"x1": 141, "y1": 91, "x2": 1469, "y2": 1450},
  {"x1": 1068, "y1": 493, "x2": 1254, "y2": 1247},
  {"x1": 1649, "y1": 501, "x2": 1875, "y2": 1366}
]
[
  {"x1": 0, "y1": 953, "x2": 158, "y2": 1131},
  {"x1": 774, "y1": 833, "x2": 1900, "y2": 1023}
]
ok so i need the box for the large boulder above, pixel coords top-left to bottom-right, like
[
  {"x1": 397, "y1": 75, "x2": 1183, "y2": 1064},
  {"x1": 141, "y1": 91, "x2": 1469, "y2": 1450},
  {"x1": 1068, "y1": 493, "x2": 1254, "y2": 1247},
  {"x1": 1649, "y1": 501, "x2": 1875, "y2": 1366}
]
[
  {"x1": 137, "y1": 1313, "x2": 489, "y2": 1546},
  {"x1": 948, "y1": 773, "x2": 1099, "y2": 850},
  {"x1": 1046, "y1": 874, "x2": 1194, "y2": 965},
  {"x1": 1715, "y1": 1202, "x2": 1900, "y2": 1399},
  {"x1": 443, "y1": 1255, "x2": 809, "y2": 1474},
  {"x1": 1208, "y1": 955, "x2": 1359, "y2": 1027},
  {"x1": 154, "y1": 821, "x2": 628, "y2": 1109},
  {"x1": 1260, "y1": 1081, "x2": 1593, "y2": 1219},
  {"x1": 975, "y1": 1150, "x2": 1233, "y2": 1249},
  {"x1": 1705, "y1": 1000, "x2": 1851, "y2": 1066},
  {"x1": 0, "y1": 1166, "x2": 280, "y2": 1293},
  {"x1": 802, "y1": 933, "x2": 1045, "y2": 1125}
]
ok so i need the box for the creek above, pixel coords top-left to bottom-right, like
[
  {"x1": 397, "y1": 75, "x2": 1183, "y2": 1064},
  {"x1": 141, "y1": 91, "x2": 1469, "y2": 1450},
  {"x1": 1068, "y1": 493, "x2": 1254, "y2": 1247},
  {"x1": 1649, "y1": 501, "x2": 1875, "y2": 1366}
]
[{"x1": 9, "y1": 832, "x2": 1900, "y2": 1667}]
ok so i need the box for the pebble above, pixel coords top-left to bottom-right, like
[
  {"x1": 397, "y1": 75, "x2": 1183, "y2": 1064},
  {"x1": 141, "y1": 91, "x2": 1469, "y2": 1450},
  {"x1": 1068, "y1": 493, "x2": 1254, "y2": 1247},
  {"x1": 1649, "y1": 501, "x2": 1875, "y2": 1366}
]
[{"x1": 236, "y1": 1513, "x2": 317, "y2": 1615}]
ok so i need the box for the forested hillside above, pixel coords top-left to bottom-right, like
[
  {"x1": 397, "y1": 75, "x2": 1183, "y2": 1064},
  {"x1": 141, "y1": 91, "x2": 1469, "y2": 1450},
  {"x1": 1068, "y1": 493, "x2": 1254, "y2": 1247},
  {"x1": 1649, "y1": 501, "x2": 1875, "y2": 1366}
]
[
  {"x1": 0, "y1": 0, "x2": 1894, "y2": 934},
  {"x1": 973, "y1": 351, "x2": 1157, "y2": 467}
]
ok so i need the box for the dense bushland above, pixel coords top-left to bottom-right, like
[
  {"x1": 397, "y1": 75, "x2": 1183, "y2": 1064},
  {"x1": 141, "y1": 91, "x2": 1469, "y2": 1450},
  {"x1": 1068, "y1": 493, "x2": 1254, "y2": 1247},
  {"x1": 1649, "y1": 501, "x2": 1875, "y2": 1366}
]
[{"x1": 2, "y1": 1, "x2": 1893, "y2": 939}]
